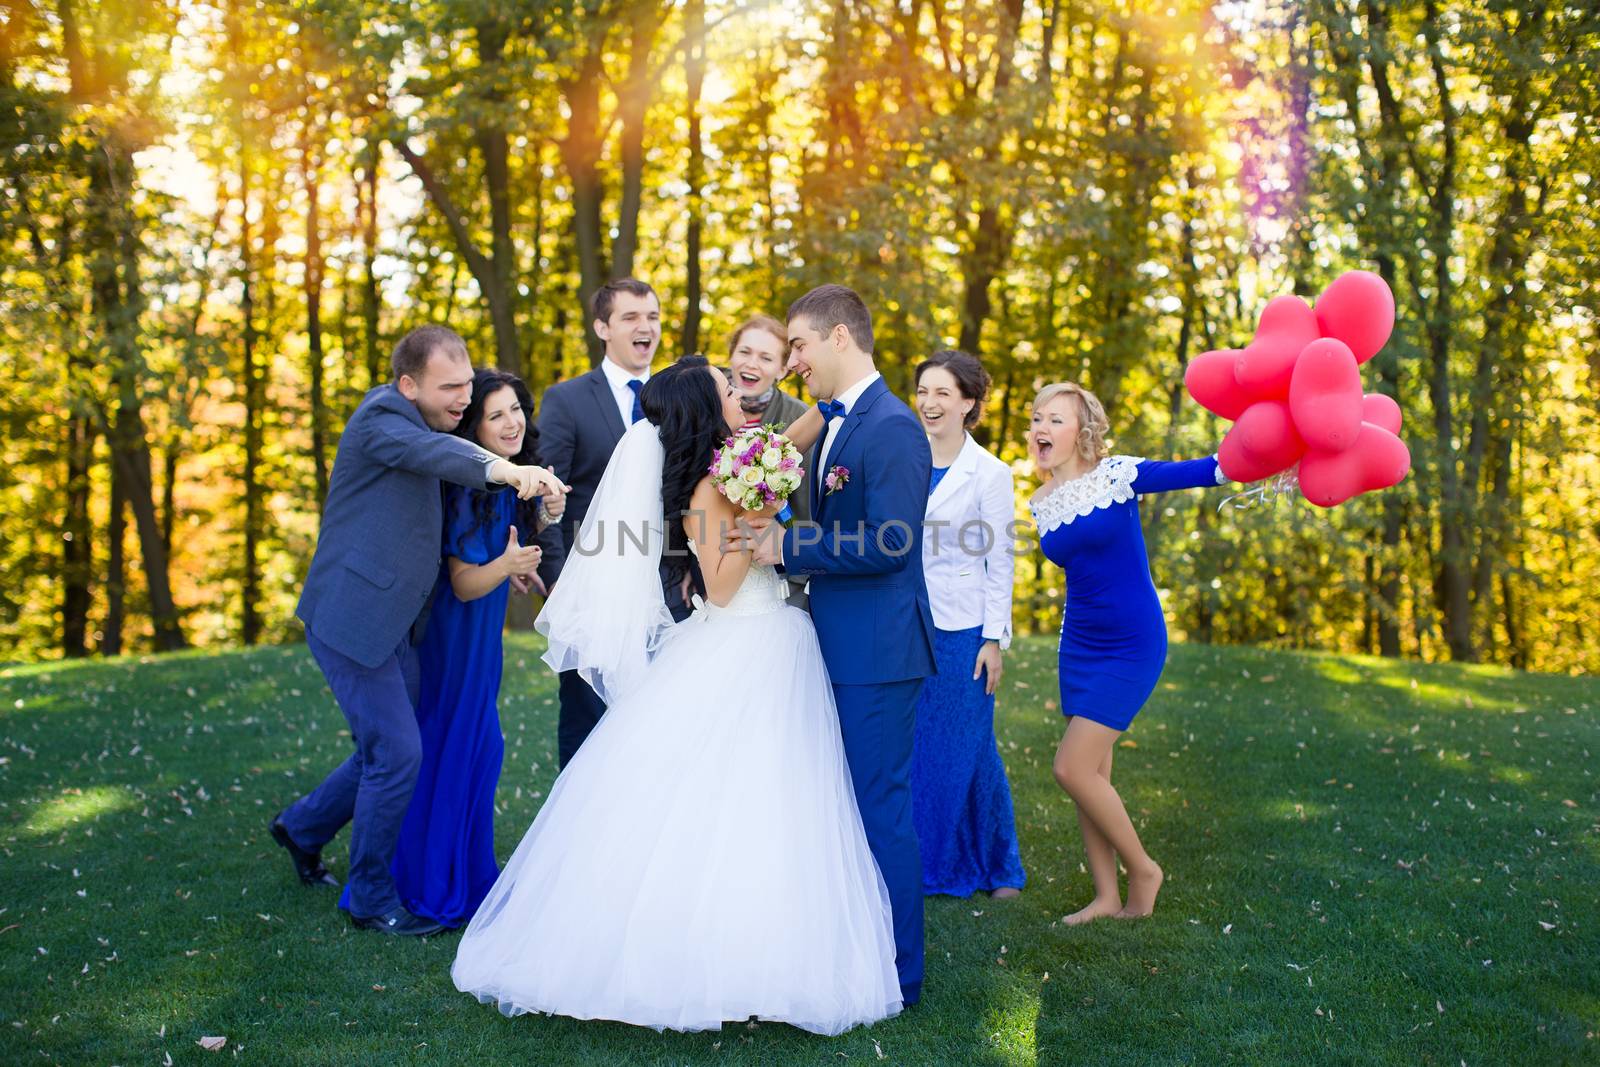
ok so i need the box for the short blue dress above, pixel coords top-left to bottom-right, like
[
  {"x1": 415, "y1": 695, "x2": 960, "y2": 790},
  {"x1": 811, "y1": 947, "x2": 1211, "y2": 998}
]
[{"x1": 1031, "y1": 455, "x2": 1225, "y2": 731}]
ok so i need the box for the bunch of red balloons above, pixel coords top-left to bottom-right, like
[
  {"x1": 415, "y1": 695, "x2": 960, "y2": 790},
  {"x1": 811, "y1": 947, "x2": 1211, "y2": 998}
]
[{"x1": 1185, "y1": 270, "x2": 1411, "y2": 507}]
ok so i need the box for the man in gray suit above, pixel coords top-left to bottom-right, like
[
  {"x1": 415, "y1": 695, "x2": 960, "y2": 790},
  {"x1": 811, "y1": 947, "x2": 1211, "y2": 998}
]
[{"x1": 272, "y1": 326, "x2": 564, "y2": 936}]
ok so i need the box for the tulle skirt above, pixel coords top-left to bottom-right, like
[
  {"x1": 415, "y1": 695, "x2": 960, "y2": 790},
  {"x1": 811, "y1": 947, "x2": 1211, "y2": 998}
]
[{"x1": 451, "y1": 603, "x2": 902, "y2": 1035}]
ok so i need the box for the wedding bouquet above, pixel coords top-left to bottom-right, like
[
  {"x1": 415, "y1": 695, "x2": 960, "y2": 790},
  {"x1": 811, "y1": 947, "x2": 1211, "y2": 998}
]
[{"x1": 708, "y1": 425, "x2": 805, "y2": 514}]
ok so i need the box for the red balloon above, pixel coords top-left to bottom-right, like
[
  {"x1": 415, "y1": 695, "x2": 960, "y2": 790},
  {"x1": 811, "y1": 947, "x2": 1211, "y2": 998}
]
[
  {"x1": 1185, "y1": 348, "x2": 1251, "y2": 419},
  {"x1": 1234, "y1": 295, "x2": 1320, "y2": 400},
  {"x1": 1361, "y1": 392, "x2": 1402, "y2": 436},
  {"x1": 1289, "y1": 338, "x2": 1363, "y2": 454},
  {"x1": 1298, "y1": 423, "x2": 1411, "y2": 507},
  {"x1": 1219, "y1": 424, "x2": 1290, "y2": 483},
  {"x1": 1314, "y1": 270, "x2": 1395, "y2": 364},
  {"x1": 1217, "y1": 400, "x2": 1305, "y2": 481}
]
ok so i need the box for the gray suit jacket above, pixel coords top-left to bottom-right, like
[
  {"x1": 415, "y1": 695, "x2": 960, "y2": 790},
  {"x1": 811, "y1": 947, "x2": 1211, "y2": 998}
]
[{"x1": 296, "y1": 384, "x2": 498, "y2": 668}]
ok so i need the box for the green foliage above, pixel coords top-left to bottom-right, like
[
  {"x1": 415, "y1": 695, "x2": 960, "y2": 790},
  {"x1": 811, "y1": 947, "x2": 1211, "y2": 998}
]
[
  {"x1": 1, "y1": 635, "x2": 1596, "y2": 1062},
  {"x1": 0, "y1": 0, "x2": 1596, "y2": 668}
]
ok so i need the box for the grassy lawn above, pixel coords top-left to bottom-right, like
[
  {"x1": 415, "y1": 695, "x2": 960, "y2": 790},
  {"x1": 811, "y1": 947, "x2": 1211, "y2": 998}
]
[{"x1": 0, "y1": 635, "x2": 1595, "y2": 1066}]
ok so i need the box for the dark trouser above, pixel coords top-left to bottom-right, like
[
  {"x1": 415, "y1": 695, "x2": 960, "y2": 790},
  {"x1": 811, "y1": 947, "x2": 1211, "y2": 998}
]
[
  {"x1": 834, "y1": 677, "x2": 927, "y2": 1004},
  {"x1": 281, "y1": 630, "x2": 422, "y2": 917},
  {"x1": 556, "y1": 669, "x2": 607, "y2": 770}
]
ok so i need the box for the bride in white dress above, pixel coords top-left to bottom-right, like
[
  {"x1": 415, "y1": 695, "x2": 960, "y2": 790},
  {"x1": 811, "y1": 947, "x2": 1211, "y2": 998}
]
[{"x1": 451, "y1": 357, "x2": 901, "y2": 1035}]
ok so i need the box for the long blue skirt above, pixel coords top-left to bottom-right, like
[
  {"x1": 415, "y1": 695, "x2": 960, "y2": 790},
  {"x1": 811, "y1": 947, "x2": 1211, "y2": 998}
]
[{"x1": 910, "y1": 626, "x2": 1025, "y2": 897}]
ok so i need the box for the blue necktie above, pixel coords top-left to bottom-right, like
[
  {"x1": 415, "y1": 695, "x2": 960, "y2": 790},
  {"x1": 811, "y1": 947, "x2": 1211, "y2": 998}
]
[
  {"x1": 626, "y1": 379, "x2": 644, "y2": 423},
  {"x1": 816, "y1": 398, "x2": 846, "y2": 421}
]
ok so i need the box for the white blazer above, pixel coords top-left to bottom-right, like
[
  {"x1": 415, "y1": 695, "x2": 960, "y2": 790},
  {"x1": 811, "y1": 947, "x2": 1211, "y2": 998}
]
[{"x1": 921, "y1": 433, "x2": 1015, "y2": 648}]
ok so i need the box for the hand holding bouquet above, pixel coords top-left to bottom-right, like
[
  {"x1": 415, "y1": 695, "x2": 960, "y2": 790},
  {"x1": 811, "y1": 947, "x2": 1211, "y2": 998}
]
[{"x1": 708, "y1": 425, "x2": 805, "y2": 516}]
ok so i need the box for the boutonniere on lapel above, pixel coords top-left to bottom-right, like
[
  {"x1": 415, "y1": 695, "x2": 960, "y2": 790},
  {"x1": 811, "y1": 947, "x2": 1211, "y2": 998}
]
[{"x1": 824, "y1": 465, "x2": 851, "y2": 495}]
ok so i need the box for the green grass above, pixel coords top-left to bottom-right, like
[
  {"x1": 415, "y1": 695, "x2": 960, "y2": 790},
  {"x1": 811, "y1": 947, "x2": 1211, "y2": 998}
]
[{"x1": 0, "y1": 637, "x2": 1595, "y2": 1066}]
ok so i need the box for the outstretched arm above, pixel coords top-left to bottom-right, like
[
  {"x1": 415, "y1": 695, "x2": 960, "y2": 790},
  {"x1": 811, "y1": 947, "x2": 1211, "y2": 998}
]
[
  {"x1": 1131, "y1": 455, "x2": 1228, "y2": 495},
  {"x1": 366, "y1": 411, "x2": 495, "y2": 490}
]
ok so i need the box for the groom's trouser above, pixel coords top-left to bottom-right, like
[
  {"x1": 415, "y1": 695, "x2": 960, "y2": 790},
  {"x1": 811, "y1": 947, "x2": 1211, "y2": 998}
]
[
  {"x1": 834, "y1": 678, "x2": 926, "y2": 1003},
  {"x1": 281, "y1": 629, "x2": 422, "y2": 918}
]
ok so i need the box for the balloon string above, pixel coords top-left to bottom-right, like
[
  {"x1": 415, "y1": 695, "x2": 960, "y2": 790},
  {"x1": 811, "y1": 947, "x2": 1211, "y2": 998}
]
[{"x1": 1217, "y1": 468, "x2": 1300, "y2": 514}]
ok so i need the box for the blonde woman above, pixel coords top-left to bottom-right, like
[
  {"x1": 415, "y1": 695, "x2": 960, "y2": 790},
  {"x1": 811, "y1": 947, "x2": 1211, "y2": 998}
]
[{"x1": 1026, "y1": 382, "x2": 1227, "y2": 924}]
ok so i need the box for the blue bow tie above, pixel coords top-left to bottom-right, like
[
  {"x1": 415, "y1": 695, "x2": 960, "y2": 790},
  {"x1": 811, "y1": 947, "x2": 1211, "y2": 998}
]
[{"x1": 817, "y1": 399, "x2": 846, "y2": 421}]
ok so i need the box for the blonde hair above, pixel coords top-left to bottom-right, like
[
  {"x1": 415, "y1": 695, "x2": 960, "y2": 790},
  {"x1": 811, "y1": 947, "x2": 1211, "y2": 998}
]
[
  {"x1": 1031, "y1": 382, "x2": 1110, "y2": 462},
  {"x1": 726, "y1": 314, "x2": 786, "y2": 358}
]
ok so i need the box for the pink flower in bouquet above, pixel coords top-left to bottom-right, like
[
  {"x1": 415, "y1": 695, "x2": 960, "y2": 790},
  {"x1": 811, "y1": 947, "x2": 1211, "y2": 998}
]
[{"x1": 710, "y1": 425, "x2": 806, "y2": 512}]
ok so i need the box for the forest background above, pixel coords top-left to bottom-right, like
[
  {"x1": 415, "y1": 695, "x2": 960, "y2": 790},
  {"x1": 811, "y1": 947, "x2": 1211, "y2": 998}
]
[{"x1": 1, "y1": 0, "x2": 1594, "y2": 673}]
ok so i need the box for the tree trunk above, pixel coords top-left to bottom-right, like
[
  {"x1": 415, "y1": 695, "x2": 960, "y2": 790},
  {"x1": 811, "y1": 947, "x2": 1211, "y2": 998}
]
[
  {"x1": 159, "y1": 443, "x2": 177, "y2": 556},
  {"x1": 103, "y1": 460, "x2": 126, "y2": 656},
  {"x1": 66, "y1": 0, "x2": 185, "y2": 651},
  {"x1": 475, "y1": 16, "x2": 524, "y2": 377},
  {"x1": 954, "y1": 0, "x2": 1024, "y2": 353},
  {"x1": 682, "y1": 0, "x2": 706, "y2": 355},
  {"x1": 611, "y1": 0, "x2": 659, "y2": 281},
  {"x1": 360, "y1": 139, "x2": 383, "y2": 389},
  {"x1": 238, "y1": 137, "x2": 263, "y2": 646},
  {"x1": 303, "y1": 125, "x2": 330, "y2": 508},
  {"x1": 62, "y1": 401, "x2": 94, "y2": 657},
  {"x1": 561, "y1": 43, "x2": 608, "y2": 360}
]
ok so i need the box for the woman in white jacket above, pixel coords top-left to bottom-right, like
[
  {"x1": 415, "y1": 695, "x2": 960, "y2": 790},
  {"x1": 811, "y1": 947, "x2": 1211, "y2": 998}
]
[{"x1": 909, "y1": 350, "x2": 1025, "y2": 899}]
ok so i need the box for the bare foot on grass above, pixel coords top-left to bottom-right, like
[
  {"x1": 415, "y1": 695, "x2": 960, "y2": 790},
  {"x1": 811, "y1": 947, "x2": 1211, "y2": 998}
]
[
  {"x1": 1115, "y1": 863, "x2": 1163, "y2": 919},
  {"x1": 1063, "y1": 895, "x2": 1122, "y2": 925}
]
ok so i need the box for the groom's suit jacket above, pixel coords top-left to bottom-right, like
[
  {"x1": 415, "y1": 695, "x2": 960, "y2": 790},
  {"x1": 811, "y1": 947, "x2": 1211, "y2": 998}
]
[
  {"x1": 296, "y1": 384, "x2": 497, "y2": 669},
  {"x1": 782, "y1": 376, "x2": 937, "y2": 685}
]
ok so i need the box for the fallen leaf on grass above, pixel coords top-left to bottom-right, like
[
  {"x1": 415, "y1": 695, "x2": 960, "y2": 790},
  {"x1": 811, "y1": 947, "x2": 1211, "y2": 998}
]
[{"x1": 197, "y1": 1035, "x2": 226, "y2": 1051}]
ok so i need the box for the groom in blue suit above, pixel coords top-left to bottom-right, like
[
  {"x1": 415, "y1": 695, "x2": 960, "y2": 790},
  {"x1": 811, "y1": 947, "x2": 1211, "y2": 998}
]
[{"x1": 747, "y1": 285, "x2": 937, "y2": 1005}]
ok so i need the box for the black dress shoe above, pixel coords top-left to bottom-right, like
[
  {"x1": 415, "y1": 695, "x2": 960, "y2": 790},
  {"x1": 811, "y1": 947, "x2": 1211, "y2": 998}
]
[
  {"x1": 269, "y1": 812, "x2": 339, "y2": 888},
  {"x1": 349, "y1": 908, "x2": 445, "y2": 937}
]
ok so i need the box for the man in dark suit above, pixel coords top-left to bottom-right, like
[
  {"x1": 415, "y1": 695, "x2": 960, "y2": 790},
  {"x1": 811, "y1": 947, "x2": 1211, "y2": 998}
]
[
  {"x1": 272, "y1": 326, "x2": 564, "y2": 936},
  {"x1": 537, "y1": 279, "x2": 693, "y2": 768}
]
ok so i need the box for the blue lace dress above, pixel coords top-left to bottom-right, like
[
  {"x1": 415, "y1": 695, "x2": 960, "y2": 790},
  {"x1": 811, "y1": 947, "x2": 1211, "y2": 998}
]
[{"x1": 1031, "y1": 455, "x2": 1226, "y2": 731}]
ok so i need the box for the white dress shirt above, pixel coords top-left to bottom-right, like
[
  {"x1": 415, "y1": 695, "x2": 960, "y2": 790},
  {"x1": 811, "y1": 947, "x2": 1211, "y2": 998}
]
[
  {"x1": 599, "y1": 356, "x2": 650, "y2": 427},
  {"x1": 817, "y1": 371, "x2": 881, "y2": 474},
  {"x1": 922, "y1": 433, "x2": 1015, "y2": 647}
]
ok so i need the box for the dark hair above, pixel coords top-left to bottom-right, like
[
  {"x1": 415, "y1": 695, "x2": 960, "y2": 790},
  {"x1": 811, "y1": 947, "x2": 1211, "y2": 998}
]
[
  {"x1": 787, "y1": 284, "x2": 874, "y2": 355},
  {"x1": 591, "y1": 278, "x2": 658, "y2": 325},
  {"x1": 914, "y1": 349, "x2": 991, "y2": 430},
  {"x1": 450, "y1": 368, "x2": 543, "y2": 554},
  {"x1": 392, "y1": 325, "x2": 468, "y2": 382},
  {"x1": 639, "y1": 355, "x2": 725, "y2": 590}
]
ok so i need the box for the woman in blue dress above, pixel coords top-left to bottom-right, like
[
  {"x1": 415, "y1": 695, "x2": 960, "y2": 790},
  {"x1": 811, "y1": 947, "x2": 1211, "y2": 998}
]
[
  {"x1": 1026, "y1": 382, "x2": 1228, "y2": 924},
  {"x1": 910, "y1": 350, "x2": 1025, "y2": 899},
  {"x1": 338, "y1": 368, "x2": 562, "y2": 927}
]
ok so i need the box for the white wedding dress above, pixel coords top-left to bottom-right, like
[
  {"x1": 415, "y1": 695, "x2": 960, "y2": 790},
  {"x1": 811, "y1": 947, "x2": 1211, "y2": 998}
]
[{"x1": 451, "y1": 424, "x2": 900, "y2": 1035}]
